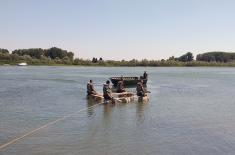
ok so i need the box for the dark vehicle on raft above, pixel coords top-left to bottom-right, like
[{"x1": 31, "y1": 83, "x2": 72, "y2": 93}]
[{"x1": 110, "y1": 76, "x2": 148, "y2": 86}]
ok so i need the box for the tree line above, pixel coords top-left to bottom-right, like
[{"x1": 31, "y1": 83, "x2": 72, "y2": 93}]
[
  {"x1": 196, "y1": 52, "x2": 235, "y2": 62},
  {"x1": 1, "y1": 47, "x2": 235, "y2": 66},
  {"x1": 0, "y1": 47, "x2": 74, "y2": 65},
  {"x1": 11, "y1": 47, "x2": 74, "y2": 60}
]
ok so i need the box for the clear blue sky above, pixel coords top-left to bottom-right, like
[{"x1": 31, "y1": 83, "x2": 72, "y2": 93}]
[{"x1": 1, "y1": 0, "x2": 235, "y2": 60}]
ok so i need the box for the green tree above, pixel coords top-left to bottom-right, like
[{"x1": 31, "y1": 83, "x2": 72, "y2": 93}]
[
  {"x1": 62, "y1": 56, "x2": 71, "y2": 64},
  {"x1": 67, "y1": 52, "x2": 74, "y2": 60},
  {"x1": 196, "y1": 52, "x2": 235, "y2": 62},
  {"x1": 0, "y1": 48, "x2": 9, "y2": 54},
  {"x1": 92, "y1": 57, "x2": 98, "y2": 63},
  {"x1": 45, "y1": 47, "x2": 67, "y2": 59},
  {"x1": 168, "y1": 56, "x2": 175, "y2": 61},
  {"x1": 12, "y1": 48, "x2": 44, "y2": 59},
  {"x1": 178, "y1": 52, "x2": 194, "y2": 62}
]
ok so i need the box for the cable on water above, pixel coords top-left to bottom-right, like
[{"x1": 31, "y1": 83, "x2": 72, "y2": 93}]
[{"x1": 0, "y1": 102, "x2": 104, "y2": 150}]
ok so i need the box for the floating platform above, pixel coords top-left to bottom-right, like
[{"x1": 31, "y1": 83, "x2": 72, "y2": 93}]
[
  {"x1": 87, "y1": 92, "x2": 149, "y2": 104},
  {"x1": 115, "y1": 96, "x2": 135, "y2": 103},
  {"x1": 87, "y1": 94, "x2": 104, "y2": 102},
  {"x1": 113, "y1": 92, "x2": 134, "y2": 97},
  {"x1": 138, "y1": 95, "x2": 149, "y2": 102}
]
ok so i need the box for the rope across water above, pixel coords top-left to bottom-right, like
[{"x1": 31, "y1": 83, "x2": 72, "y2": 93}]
[{"x1": 0, "y1": 102, "x2": 104, "y2": 150}]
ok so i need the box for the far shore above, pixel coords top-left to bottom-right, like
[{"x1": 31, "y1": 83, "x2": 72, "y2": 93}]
[
  {"x1": 1, "y1": 61, "x2": 235, "y2": 67},
  {"x1": 1, "y1": 47, "x2": 235, "y2": 67}
]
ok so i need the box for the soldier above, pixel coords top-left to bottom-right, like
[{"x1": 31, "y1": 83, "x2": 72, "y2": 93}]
[
  {"x1": 87, "y1": 80, "x2": 97, "y2": 95},
  {"x1": 103, "y1": 80, "x2": 114, "y2": 102},
  {"x1": 143, "y1": 71, "x2": 148, "y2": 79},
  {"x1": 136, "y1": 80, "x2": 146, "y2": 97},
  {"x1": 117, "y1": 77, "x2": 125, "y2": 93}
]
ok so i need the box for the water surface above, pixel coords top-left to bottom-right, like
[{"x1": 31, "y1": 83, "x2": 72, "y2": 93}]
[{"x1": 0, "y1": 66, "x2": 235, "y2": 155}]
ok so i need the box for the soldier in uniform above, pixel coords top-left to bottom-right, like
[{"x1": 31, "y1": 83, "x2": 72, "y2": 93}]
[
  {"x1": 87, "y1": 80, "x2": 97, "y2": 95},
  {"x1": 103, "y1": 80, "x2": 114, "y2": 102},
  {"x1": 136, "y1": 80, "x2": 146, "y2": 97},
  {"x1": 117, "y1": 77, "x2": 126, "y2": 93},
  {"x1": 143, "y1": 71, "x2": 148, "y2": 79}
]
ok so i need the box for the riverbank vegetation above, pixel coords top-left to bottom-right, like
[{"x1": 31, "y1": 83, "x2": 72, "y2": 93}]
[{"x1": 1, "y1": 47, "x2": 235, "y2": 66}]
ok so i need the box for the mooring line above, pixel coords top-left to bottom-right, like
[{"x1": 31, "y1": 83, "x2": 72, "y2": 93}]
[{"x1": 0, "y1": 102, "x2": 103, "y2": 150}]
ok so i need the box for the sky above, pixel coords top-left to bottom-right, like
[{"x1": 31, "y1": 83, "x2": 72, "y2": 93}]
[{"x1": 1, "y1": 0, "x2": 235, "y2": 60}]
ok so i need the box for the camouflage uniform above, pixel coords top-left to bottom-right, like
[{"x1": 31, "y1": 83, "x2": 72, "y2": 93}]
[
  {"x1": 87, "y1": 82, "x2": 96, "y2": 95},
  {"x1": 117, "y1": 80, "x2": 125, "y2": 93},
  {"x1": 136, "y1": 82, "x2": 146, "y2": 97},
  {"x1": 103, "y1": 84, "x2": 112, "y2": 100}
]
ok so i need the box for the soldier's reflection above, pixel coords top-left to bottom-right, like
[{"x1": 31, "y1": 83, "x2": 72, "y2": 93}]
[{"x1": 86, "y1": 97, "x2": 95, "y2": 117}]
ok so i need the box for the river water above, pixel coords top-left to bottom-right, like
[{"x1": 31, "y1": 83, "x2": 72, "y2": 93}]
[{"x1": 0, "y1": 66, "x2": 235, "y2": 155}]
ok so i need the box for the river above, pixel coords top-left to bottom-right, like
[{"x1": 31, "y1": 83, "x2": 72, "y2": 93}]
[{"x1": 0, "y1": 66, "x2": 235, "y2": 155}]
